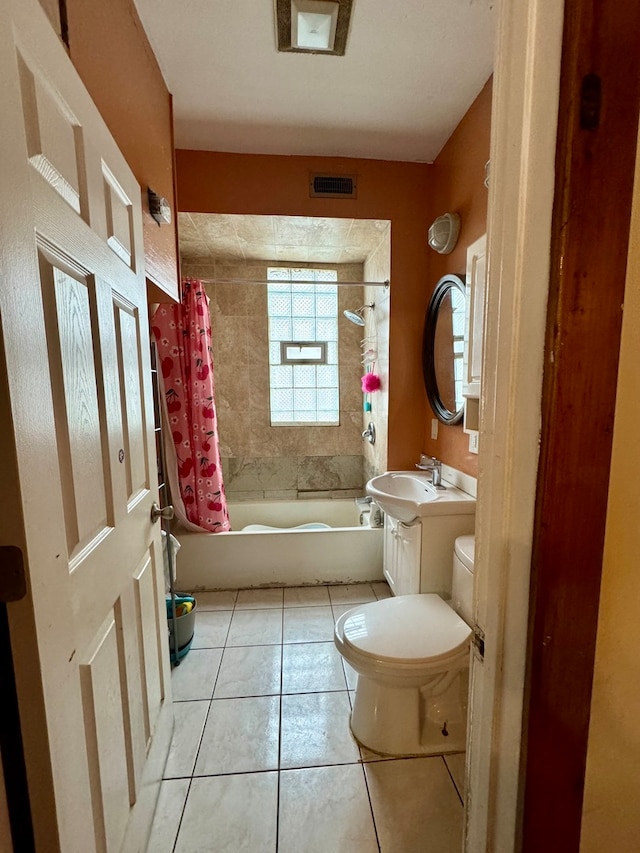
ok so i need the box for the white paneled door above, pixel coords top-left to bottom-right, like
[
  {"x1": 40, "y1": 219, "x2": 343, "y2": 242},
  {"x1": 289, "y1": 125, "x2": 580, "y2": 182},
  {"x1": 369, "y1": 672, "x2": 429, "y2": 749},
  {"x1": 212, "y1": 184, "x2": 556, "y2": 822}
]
[{"x1": 0, "y1": 1, "x2": 172, "y2": 851}]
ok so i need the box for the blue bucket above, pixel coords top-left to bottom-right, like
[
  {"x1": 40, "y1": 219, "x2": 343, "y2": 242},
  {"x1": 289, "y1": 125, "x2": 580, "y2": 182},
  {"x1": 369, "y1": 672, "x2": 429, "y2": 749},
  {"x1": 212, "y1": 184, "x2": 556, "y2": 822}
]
[{"x1": 166, "y1": 595, "x2": 196, "y2": 663}]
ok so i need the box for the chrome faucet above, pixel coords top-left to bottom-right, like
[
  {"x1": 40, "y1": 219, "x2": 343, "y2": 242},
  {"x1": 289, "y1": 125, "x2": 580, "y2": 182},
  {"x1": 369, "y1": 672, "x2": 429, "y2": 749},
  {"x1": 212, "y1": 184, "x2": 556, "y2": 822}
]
[{"x1": 421, "y1": 456, "x2": 444, "y2": 489}]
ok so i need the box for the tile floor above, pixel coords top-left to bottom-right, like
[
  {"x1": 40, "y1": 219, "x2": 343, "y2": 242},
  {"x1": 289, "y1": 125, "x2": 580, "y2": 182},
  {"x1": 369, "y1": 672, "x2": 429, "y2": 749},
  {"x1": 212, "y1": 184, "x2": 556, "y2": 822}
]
[{"x1": 147, "y1": 583, "x2": 466, "y2": 853}]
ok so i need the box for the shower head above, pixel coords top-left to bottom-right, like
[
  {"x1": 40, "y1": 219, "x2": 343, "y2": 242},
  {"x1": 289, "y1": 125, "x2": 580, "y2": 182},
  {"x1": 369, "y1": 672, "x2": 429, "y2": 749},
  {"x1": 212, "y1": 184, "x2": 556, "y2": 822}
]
[
  {"x1": 343, "y1": 304, "x2": 375, "y2": 326},
  {"x1": 343, "y1": 309, "x2": 366, "y2": 326}
]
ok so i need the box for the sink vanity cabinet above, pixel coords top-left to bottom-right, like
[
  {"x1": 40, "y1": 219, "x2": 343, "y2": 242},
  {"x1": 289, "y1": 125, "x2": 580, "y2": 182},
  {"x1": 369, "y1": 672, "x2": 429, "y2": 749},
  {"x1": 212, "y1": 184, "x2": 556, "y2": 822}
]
[
  {"x1": 383, "y1": 508, "x2": 476, "y2": 598},
  {"x1": 384, "y1": 515, "x2": 421, "y2": 596},
  {"x1": 368, "y1": 470, "x2": 476, "y2": 596}
]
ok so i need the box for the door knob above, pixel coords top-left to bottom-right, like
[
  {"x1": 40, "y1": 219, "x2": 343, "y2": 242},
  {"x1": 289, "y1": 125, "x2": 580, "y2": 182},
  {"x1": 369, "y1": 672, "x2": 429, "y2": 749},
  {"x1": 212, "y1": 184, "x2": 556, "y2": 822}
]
[{"x1": 151, "y1": 502, "x2": 174, "y2": 523}]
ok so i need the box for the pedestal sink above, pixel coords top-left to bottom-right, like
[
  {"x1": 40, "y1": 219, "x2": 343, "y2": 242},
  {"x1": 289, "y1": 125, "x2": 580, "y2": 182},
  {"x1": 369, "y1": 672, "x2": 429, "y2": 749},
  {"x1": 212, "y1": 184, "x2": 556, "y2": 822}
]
[{"x1": 366, "y1": 471, "x2": 475, "y2": 523}]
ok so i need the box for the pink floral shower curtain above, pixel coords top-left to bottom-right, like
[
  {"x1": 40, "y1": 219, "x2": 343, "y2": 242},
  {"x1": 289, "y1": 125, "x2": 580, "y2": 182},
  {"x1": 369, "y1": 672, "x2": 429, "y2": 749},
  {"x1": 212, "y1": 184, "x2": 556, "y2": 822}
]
[{"x1": 152, "y1": 279, "x2": 230, "y2": 533}]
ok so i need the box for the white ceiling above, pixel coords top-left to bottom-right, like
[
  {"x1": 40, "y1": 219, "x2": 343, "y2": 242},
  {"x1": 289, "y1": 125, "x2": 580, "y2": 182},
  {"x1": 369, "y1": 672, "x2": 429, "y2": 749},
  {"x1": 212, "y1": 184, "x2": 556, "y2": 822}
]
[
  {"x1": 179, "y1": 213, "x2": 389, "y2": 263},
  {"x1": 134, "y1": 0, "x2": 496, "y2": 163}
]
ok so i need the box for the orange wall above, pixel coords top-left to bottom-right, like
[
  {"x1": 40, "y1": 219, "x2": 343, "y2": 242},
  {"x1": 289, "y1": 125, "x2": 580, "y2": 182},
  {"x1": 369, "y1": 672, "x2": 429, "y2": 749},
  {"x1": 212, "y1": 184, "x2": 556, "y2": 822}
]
[
  {"x1": 65, "y1": 0, "x2": 179, "y2": 299},
  {"x1": 423, "y1": 78, "x2": 493, "y2": 477},
  {"x1": 176, "y1": 151, "x2": 433, "y2": 469}
]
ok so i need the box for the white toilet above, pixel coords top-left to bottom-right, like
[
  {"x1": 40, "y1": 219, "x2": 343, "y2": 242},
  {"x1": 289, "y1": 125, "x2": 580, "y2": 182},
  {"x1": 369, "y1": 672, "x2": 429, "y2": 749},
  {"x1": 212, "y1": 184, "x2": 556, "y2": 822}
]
[{"x1": 334, "y1": 535, "x2": 475, "y2": 756}]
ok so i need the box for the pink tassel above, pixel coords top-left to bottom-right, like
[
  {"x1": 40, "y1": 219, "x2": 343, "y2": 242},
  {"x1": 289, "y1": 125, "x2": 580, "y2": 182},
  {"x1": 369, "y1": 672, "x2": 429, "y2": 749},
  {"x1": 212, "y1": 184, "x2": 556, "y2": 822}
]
[{"x1": 361, "y1": 373, "x2": 381, "y2": 392}]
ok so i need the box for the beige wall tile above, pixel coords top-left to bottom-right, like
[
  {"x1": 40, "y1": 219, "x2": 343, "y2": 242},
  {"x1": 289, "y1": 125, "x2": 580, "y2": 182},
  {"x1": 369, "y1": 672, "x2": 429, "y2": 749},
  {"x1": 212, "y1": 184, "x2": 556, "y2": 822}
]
[
  {"x1": 196, "y1": 257, "x2": 376, "y2": 494},
  {"x1": 222, "y1": 455, "x2": 364, "y2": 498},
  {"x1": 264, "y1": 489, "x2": 298, "y2": 500},
  {"x1": 339, "y1": 263, "x2": 369, "y2": 283},
  {"x1": 213, "y1": 283, "x2": 254, "y2": 316},
  {"x1": 226, "y1": 490, "x2": 265, "y2": 502},
  {"x1": 247, "y1": 367, "x2": 271, "y2": 414},
  {"x1": 297, "y1": 456, "x2": 363, "y2": 491},
  {"x1": 217, "y1": 411, "x2": 252, "y2": 457},
  {"x1": 246, "y1": 314, "x2": 269, "y2": 351},
  {"x1": 363, "y1": 226, "x2": 391, "y2": 476},
  {"x1": 232, "y1": 215, "x2": 276, "y2": 244},
  {"x1": 224, "y1": 456, "x2": 299, "y2": 493},
  {"x1": 307, "y1": 218, "x2": 353, "y2": 247},
  {"x1": 216, "y1": 316, "x2": 251, "y2": 366},
  {"x1": 274, "y1": 217, "x2": 312, "y2": 245}
]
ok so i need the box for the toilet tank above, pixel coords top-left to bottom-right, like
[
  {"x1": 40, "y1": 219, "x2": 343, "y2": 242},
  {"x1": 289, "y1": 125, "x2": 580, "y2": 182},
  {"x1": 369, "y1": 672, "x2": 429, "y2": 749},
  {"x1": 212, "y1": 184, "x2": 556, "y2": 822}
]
[{"x1": 451, "y1": 535, "x2": 475, "y2": 625}]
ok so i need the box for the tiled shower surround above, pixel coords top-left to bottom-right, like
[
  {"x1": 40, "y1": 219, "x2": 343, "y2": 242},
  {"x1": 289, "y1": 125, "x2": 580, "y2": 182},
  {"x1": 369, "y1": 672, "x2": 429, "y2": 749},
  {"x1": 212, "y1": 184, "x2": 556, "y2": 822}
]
[
  {"x1": 181, "y1": 259, "x2": 367, "y2": 500},
  {"x1": 222, "y1": 454, "x2": 365, "y2": 501},
  {"x1": 363, "y1": 228, "x2": 391, "y2": 484}
]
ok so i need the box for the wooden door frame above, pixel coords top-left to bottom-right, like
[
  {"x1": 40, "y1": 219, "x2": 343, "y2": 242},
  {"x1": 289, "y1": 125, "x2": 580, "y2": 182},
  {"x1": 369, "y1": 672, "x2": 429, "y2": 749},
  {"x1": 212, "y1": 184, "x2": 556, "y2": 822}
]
[
  {"x1": 465, "y1": 0, "x2": 565, "y2": 848},
  {"x1": 521, "y1": 1, "x2": 640, "y2": 848},
  {"x1": 468, "y1": 0, "x2": 640, "y2": 849}
]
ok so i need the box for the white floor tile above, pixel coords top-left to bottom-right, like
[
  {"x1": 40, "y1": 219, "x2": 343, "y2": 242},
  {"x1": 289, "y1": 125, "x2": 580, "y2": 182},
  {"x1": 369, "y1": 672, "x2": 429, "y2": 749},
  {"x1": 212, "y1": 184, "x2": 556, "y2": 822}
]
[
  {"x1": 283, "y1": 586, "x2": 331, "y2": 607},
  {"x1": 280, "y1": 691, "x2": 360, "y2": 769},
  {"x1": 279, "y1": 765, "x2": 378, "y2": 853},
  {"x1": 226, "y1": 609, "x2": 283, "y2": 646},
  {"x1": 282, "y1": 642, "x2": 347, "y2": 694},
  {"x1": 190, "y1": 590, "x2": 237, "y2": 611},
  {"x1": 359, "y1": 745, "x2": 400, "y2": 764},
  {"x1": 194, "y1": 695, "x2": 280, "y2": 775},
  {"x1": 365, "y1": 757, "x2": 463, "y2": 852},
  {"x1": 331, "y1": 603, "x2": 360, "y2": 622},
  {"x1": 174, "y1": 773, "x2": 278, "y2": 853},
  {"x1": 342, "y1": 658, "x2": 358, "y2": 690},
  {"x1": 163, "y1": 701, "x2": 209, "y2": 779},
  {"x1": 146, "y1": 778, "x2": 190, "y2": 853},
  {"x1": 444, "y1": 752, "x2": 466, "y2": 802},
  {"x1": 171, "y1": 648, "x2": 223, "y2": 702},
  {"x1": 235, "y1": 587, "x2": 284, "y2": 609},
  {"x1": 157, "y1": 584, "x2": 466, "y2": 853},
  {"x1": 191, "y1": 610, "x2": 232, "y2": 648},
  {"x1": 282, "y1": 605, "x2": 336, "y2": 644},
  {"x1": 328, "y1": 583, "x2": 377, "y2": 605},
  {"x1": 214, "y1": 644, "x2": 282, "y2": 698},
  {"x1": 371, "y1": 581, "x2": 392, "y2": 600}
]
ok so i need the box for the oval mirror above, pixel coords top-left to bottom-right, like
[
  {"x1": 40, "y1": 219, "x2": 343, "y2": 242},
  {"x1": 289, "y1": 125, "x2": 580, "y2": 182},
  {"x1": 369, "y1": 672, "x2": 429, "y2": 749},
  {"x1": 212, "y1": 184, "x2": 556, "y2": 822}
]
[{"x1": 422, "y1": 273, "x2": 466, "y2": 424}]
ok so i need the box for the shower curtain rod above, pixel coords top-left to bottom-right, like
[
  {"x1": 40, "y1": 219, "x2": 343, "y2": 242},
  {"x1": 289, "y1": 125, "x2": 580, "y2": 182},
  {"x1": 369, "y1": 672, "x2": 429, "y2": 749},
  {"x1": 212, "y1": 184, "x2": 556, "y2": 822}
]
[{"x1": 192, "y1": 277, "x2": 390, "y2": 288}]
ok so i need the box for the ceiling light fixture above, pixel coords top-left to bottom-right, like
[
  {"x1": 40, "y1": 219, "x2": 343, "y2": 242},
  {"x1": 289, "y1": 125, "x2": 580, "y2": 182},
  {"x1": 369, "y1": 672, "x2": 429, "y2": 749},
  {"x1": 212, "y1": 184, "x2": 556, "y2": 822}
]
[
  {"x1": 275, "y1": 0, "x2": 353, "y2": 56},
  {"x1": 293, "y1": 1, "x2": 338, "y2": 50}
]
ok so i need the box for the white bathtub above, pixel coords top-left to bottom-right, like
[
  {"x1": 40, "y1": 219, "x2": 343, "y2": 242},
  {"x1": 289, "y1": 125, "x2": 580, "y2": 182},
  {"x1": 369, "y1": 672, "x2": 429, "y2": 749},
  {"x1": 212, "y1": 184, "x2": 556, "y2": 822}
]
[{"x1": 175, "y1": 499, "x2": 384, "y2": 590}]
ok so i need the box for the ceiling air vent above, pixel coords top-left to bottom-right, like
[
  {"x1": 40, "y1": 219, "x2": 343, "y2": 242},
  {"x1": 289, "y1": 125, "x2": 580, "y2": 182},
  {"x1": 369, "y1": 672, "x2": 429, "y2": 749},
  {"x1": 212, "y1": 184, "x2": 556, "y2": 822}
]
[{"x1": 309, "y1": 173, "x2": 357, "y2": 199}]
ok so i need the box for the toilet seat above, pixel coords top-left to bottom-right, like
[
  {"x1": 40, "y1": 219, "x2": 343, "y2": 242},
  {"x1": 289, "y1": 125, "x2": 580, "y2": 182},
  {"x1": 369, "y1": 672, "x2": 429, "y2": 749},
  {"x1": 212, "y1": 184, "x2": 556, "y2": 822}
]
[
  {"x1": 341, "y1": 594, "x2": 471, "y2": 665},
  {"x1": 334, "y1": 593, "x2": 473, "y2": 755}
]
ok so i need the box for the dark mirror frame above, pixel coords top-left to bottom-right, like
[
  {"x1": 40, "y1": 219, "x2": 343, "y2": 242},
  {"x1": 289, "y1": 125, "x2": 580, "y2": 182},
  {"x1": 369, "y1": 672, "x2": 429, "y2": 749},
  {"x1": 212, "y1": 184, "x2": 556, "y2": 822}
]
[{"x1": 422, "y1": 273, "x2": 466, "y2": 425}]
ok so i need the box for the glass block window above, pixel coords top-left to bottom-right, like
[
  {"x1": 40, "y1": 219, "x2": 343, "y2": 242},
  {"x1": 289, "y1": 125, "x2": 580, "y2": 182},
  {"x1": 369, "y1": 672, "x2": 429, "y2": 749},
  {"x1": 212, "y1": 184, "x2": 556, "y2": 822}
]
[{"x1": 268, "y1": 268, "x2": 339, "y2": 425}]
